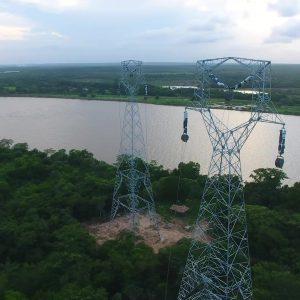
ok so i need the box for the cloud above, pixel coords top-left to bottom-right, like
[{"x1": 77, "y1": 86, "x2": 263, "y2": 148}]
[
  {"x1": 0, "y1": 12, "x2": 32, "y2": 40},
  {"x1": 12, "y1": 0, "x2": 88, "y2": 12},
  {"x1": 187, "y1": 16, "x2": 231, "y2": 32},
  {"x1": 50, "y1": 31, "x2": 68, "y2": 39},
  {"x1": 0, "y1": 11, "x2": 30, "y2": 26},
  {"x1": 269, "y1": 0, "x2": 300, "y2": 17},
  {"x1": 188, "y1": 21, "x2": 216, "y2": 32},
  {"x1": 0, "y1": 11, "x2": 66, "y2": 41},
  {"x1": 29, "y1": 30, "x2": 69, "y2": 40},
  {"x1": 2, "y1": 0, "x2": 300, "y2": 63},
  {"x1": 0, "y1": 26, "x2": 30, "y2": 40},
  {"x1": 184, "y1": 35, "x2": 220, "y2": 44},
  {"x1": 266, "y1": 19, "x2": 300, "y2": 43},
  {"x1": 138, "y1": 27, "x2": 174, "y2": 39},
  {"x1": 137, "y1": 21, "x2": 230, "y2": 46},
  {"x1": 184, "y1": 17, "x2": 233, "y2": 44}
]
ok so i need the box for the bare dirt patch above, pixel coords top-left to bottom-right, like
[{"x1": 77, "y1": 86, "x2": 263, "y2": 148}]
[{"x1": 85, "y1": 214, "x2": 197, "y2": 253}]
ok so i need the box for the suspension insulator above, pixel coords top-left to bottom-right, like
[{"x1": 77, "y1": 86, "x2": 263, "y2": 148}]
[
  {"x1": 232, "y1": 75, "x2": 253, "y2": 90},
  {"x1": 181, "y1": 133, "x2": 189, "y2": 142},
  {"x1": 275, "y1": 156, "x2": 284, "y2": 168},
  {"x1": 208, "y1": 72, "x2": 226, "y2": 88},
  {"x1": 183, "y1": 111, "x2": 188, "y2": 129},
  {"x1": 275, "y1": 127, "x2": 286, "y2": 168},
  {"x1": 278, "y1": 127, "x2": 286, "y2": 155},
  {"x1": 181, "y1": 110, "x2": 189, "y2": 142}
]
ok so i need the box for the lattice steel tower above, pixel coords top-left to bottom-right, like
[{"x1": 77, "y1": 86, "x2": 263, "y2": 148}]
[
  {"x1": 178, "y1": 57, "x2": 286, "y2": 300},
  {"x1": 111, "y1": 60, "x2": 157, "y2": 230}
]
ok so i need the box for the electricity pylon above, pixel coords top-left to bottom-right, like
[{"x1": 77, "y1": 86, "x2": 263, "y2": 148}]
[
  {"x1": 178, "y1": 57, "x2": 286, "y2": 300},
  {"x1": 111, "y1": 60, "x2": 157, "y2": 230}
]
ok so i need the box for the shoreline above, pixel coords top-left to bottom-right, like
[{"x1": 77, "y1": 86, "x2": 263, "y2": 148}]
[{"x1": 0, "y1": 94, "x2": 299, "y2": 117}]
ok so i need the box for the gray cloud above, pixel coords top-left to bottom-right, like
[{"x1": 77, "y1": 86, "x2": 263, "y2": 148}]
[
  {"x1": 184, "y1": 35, "x2": 220, "y2": 44},
  {"x1": 188, "y1": 22, "x2": 215, "y2": 32},
  {"x1": 269, "y1": 0, "x2": 300, "y2": 17},
  {"x1": 266, "y1": 20, "x2": 300, "y2": 43},
  {"x1": 187, "y1": 15, "x2": 231, "y2": 32},
  {"x1": 184, "y1": 16, "x2": 232, "y2": 44},
  {"x1": 136, "y1": 14, "x2": 233, "y2": 46},
  {"x1": 2, "y1": 0, "x2": 300, "y2": 63},
  {"x1": 138, "y1": 27, "x2": 174, "y2": 39}
]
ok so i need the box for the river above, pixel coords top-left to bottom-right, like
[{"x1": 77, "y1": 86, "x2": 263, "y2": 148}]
[{"x1": 0, "y1": 97, "x2": 298, "y2": 185}]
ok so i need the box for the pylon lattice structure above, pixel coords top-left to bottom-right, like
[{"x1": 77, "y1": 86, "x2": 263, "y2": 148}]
[
  {"x1": 111, "y1": 60, "x2": 157, "y2": 230},
  {"x1": 178, "y1": 57, "x2": 286, "y2": 300}
]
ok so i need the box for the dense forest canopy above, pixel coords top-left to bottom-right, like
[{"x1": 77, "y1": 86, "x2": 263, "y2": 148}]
[{"x1": 0, "y1": 141, "x2": 299, "y2": 299}]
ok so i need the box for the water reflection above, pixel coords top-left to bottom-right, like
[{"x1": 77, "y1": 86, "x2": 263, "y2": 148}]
[{"x1": 0, "y1": 97, "x2": 297, "y2": 185}]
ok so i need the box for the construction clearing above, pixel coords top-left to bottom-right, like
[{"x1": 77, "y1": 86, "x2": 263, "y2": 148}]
[{"x1": 85, "y1": 214, "x2": 201, "y2": 253}]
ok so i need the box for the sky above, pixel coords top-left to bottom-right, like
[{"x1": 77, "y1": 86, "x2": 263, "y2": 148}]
[{"x1": 1, "y1": 0, "x2": 300, "y2": 64}]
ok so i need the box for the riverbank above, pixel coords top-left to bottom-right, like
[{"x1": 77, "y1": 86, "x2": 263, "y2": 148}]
[{"x1": 2, "y1": 94, "x2": 300, "y2": 116}]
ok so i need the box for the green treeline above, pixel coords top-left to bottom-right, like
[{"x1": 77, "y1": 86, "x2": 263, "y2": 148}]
[
  {"x1": 0, "y1": 141, "x2": 299, "y2": 299},
  {"x1": 1, "y1": 64, "x2": 300, "y2": 109}
]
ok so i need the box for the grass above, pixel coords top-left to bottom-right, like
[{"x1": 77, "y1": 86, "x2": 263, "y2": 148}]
[{"x1": 4, "y1": 92, "x2": 300, "y2": 116}]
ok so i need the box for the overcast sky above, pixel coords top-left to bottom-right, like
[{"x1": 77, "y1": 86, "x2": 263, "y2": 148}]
[{"x1": 1, "y1": 0, "x2": 300, "y2": 64}]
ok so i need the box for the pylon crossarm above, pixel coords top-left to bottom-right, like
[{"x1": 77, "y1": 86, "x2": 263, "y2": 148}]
[
  {"x1": 232, "y1": 57, "x2": 270, "y2": 73},
  {"x1": 197, "y1": 57, "x2": 231, "y2": 72},
  {"x1": 254, "y1": 112, "x2": 285, "y2": 126}
]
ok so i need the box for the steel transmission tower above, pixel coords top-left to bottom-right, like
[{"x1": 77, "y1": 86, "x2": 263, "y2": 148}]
[
  {"x1": 178, "y1": 57, "x2": 286, "y2": 300},
  {"x1": 111, "y1": 60, "x2": 157, "y2": 230}
]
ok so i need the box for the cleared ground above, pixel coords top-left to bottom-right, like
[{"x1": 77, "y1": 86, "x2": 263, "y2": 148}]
[{"x1": 85, "y1": 214, "x2": 204, "y2": 253}]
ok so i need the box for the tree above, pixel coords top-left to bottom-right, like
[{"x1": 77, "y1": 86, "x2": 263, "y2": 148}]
[
  {"x1": 247, "y1": 205, "x2": 287, "y2": 262},
  {"x1": 0, "y1": 139, "x2": 13, "y2": 149},
  {"x1": 4, "y1": 290, "x2": 28, "y2": 300},
  {"x1": 173, "y1": 161, "x2": 200, "y2": 180},
  {"x1": 0, "y1": 144, "x2": 299, "y2": 299},
  {"x1": 48, "y1": 284, "x2": 108, "y2": 300},
  {"x1": 253, "y1": 262, "x2": 300, "y2": 300},
  {"x1": 249, "y1": 168, "x2": 287, "y2": 188},
  {"x1": 245, "y1": 168, "x2": 288, "y2": 207},
  {"x1": 148, "y1": 160, "x2": 169, "y2": 181}
]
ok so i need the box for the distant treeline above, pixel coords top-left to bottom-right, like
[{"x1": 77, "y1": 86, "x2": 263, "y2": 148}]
[
  {"x1": 0, "y1": 141, "x2": 299, "y2": 299},
  {"x1": 1, "y1": 64, "x2": 300, "y2": 106}
]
